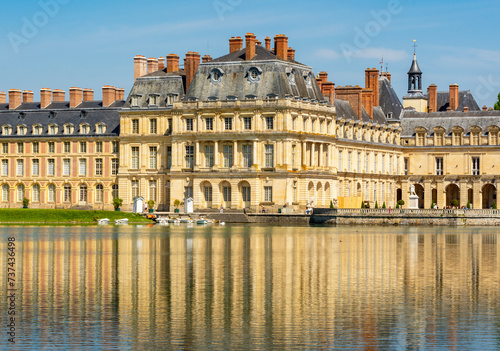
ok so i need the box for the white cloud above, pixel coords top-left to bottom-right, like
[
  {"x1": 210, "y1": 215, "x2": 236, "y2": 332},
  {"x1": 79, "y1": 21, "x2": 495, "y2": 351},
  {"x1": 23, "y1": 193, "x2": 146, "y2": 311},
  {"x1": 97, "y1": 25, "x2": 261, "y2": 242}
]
[
  {"x1": 352, "y1": 47, "x2": 407, "y2": 61},
  {"x1": 316, "y1": 49, "x2": 341, "y2": 59}
]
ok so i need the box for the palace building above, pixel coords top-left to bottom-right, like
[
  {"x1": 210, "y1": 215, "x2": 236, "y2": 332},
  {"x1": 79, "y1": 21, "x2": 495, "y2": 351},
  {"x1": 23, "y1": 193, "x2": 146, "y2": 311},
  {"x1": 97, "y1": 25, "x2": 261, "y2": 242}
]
[{"x1": 0, "y1": 33, "x2": 498, "y2": 211}]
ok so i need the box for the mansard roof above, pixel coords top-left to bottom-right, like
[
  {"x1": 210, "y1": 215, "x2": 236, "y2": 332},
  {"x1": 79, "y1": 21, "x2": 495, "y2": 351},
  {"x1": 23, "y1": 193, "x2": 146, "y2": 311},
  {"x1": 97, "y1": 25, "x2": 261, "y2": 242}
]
[
  {"x1": 379, "y1": 76, "x2": 403, "y2": 120},
  {"x1": 424, "y1": 90, "x2": 480, "y2": 112}
]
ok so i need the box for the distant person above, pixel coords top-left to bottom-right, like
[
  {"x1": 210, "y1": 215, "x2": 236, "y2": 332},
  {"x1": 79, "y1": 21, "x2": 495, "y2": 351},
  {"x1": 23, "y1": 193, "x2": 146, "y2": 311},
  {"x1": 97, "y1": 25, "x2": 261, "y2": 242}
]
[{"x1": 220, "y1": 205, "x2": 224, "y2": 214}]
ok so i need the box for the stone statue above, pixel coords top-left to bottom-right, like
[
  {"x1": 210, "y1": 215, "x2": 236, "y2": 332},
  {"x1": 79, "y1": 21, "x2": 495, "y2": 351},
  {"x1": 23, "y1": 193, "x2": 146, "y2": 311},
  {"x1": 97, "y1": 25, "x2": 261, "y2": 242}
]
[{"x1": 410, "y1": 184, "x2": 416, "y2": 196}]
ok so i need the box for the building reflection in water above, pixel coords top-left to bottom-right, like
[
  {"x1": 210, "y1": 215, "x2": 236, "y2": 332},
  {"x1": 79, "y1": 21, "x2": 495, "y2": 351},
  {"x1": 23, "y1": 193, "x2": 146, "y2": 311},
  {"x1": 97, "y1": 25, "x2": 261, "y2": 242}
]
[{"x1": 0, "y1": 226, "x2": 499, "y2": 350}]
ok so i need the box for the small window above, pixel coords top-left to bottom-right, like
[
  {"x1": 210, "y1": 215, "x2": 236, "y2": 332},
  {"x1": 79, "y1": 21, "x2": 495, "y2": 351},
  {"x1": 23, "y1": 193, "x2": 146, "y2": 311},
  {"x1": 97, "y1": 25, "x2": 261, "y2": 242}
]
[
  {"x1": 96, "y1": 141, "x2": 103, "y2": 153},
  {"x1": 205, "y1": 118, "x2": 213, "y2": 131},
  {"x1": 32, "y1": 159, "x2": 39, "y2": 176},
  {"x1": 112, "y1": 141, "x2": 119, "y2": 154},
  {"x1": 95, "y1": 158, "x2": 103, "y2": 176},
  {"x1": 248, "y1": 67, "x2": 261, "y2": 82},
  {"x1": 132, "y1": 119, "x2": 139, "y2": 134},
  {"x1": 32, "y1": 142, "x2": 39, "y2": 154},
  {"x1": 224, "y1": 118, "x2": 232, "y2": 131},
  {"x1": 244, "y1": 117, "x2": 252, "y2": 130},
  {"x1": 48, "y1": 141, "x2": 55, "y2": 153},
  {"x1": 64, "y1": 125, "x2": 72, "y2": 134},
  {"x1": 186, "y1": 118, "x2": 193, "y2": 131},
  {"x1": 131, "y1": 95, "x2": 140, "y2": 107},
  {"x1": 112, "y1": 158, "x2": 119, "y2": 175},
  {"x1": 472, "y1": 157, "x2": 480, "y2": 175},
  {"x1": 63, "y1": 159, "x2": 70, "y2": 176},
  {"x1": 47, "y1": 159, "x2": 55, "y2": 176},
  {"x1": 149, "y1": 94, "x2": 159, "y2": 106},
  {"x1": 264, "y1": 186, "x2": 273, "y2": 202},
  {"x1": 435, "y1": 157, "x2": 443, "y2": 175},
  {"x1": 131, "y1": 146, "x2": 139, "y2": 169},
  {"x1": 64, "y1": 142, "x2": 71, "y2": 154},
  {"x1": 17, "y1": 142, "x2": 24, "y2": 154},
  {"x1": 96, "y1": 124, "x2": 104, "y2": 134},
  {"x1": 266, "y1": 117, "x2": 274, "y2": 130},
  {"x1": 79, "y1": 159, "x2": 87, "y2": 176},
  {"x1": 150, "y1": 119, "x2": 157, "y2": 134},
  {"x1": 80, "y1": 124, "x2": 88, "y2": 134},
  {"x1": 79, "y1": 141, "x2": 86, "y2": 153},
  {"x1": 210, "y1": 68, "x2": 223, "y2": 84},
  {"x1": 49, "y1": 125, "x2": 56, "y2": 135}
]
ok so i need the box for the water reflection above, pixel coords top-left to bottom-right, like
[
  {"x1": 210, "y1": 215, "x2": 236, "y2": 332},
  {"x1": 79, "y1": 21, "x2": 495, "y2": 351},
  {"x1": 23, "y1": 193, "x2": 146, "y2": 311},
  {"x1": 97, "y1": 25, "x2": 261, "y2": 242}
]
[{"x1": 1, "y1": 226, "x2": 499, "y2": 350}]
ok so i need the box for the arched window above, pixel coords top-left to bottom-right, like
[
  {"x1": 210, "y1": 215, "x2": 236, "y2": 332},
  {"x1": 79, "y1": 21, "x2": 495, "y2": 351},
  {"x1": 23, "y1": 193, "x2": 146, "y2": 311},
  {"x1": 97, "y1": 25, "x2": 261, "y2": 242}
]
[
  {"x1": 32, "y1": 184, "x2": 40, "y2": 202},
  {"x1": 63, "y1": 185, "x2": 71, "y2": 202},
  {"x1": 17, "y1": 184, "x2": 24, "y2": 202},
  {"x1": 95, "y1": 184, "x2": 103, "y2": 203},
  {"x1": 48, "y1": 184, "x2": 56, "y2": 202},
  {"x1": 2, "y1": 184, "x2": 9, "y2": 202},
  {"x1": 112, "y1": 184, "x2": 119, "y2": 200},
  {"x1": 79, "y1": 185, "x2": 87, "y2": 202}
]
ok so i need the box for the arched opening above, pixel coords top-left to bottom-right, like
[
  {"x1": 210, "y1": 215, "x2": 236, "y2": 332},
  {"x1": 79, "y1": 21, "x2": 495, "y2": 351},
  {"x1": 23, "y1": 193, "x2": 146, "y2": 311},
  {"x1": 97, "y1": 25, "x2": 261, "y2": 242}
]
[
  {"x1": 2, "y1": 184, "x2": 9, "y2": 202},
  {"x1": 432, "y1": 188, "x2": 437, "y2": 207},
  {"x1": 357, "y1": 182, "x2": 362, "y2": 197},
  {"x1": 445, "y1": 184, "x2": 460, "y2": 207},
  {"x1": 95, "y1": 184, "x2": 104, "y2": 203},
  {"x1": 414, "y1": 184, "x2": 424, "y2": 209},
  {"x1": 200, "y1": 181, "x2": 213, "y2": 209},
  {"x1": 239, "y1": 181, "x2": 251, "y2": 209},
  {"x1": 316, "y1": 182, "x2": 323, "y2": 207},
  {"x1": 32, "y1": 184, "x2": 40, "y2": 203},
  {"x1": 79, "y1": 185, "x2": 87, "y2": 204},
  {"x1": 396, "y1": 188, "x2": 402, "y2": 203},
  {"x1": 482, "y1": 184, "x2": 496, "y2": 209},
  {"x1": 325, "y1": 183, "x2": 331, "y2": 206},
  {"x1": 308, "y1": 182, "x2": 315, "y2": 202},
  {"x1": 220, "y1": 181, "x2": 232, "y2": 209},
  {"x1": 17, "y1": 184, "x2": 25, "y2": 203}
]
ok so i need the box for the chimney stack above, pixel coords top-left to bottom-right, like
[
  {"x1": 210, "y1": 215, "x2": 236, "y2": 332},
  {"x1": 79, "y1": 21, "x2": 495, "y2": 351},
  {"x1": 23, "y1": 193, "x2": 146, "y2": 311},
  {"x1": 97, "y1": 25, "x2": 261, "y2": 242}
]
[
  {"x1": 449, "y1": 84, "x2": 459, "y2": 111},
  {"x1": 83, "y1": 88, "x2": 94, "y2": 102},
  {"x1": 52, "y1": 89, "x2": 65, "y2": 102},
  {"x1": 158, "y1": 57, "x2": 165, "y2": 71},
  {"x1": 428, "y1": 84, "x2": 437, "y2": 113},
  {"x1": 134, "y1": 55, "x2": 147, "y2": 81},
  {"x1": 381, "y1": 71, "x2": 392, "y2": 83},
  {"x1": 335, "y1": 85, "x2": 364, "y2": 120},
  {"x1": 147, "y1": 57, "x2": 158, "y2": 74},
  {"x1": 365, "y1": 68, "x2": 379, "y2": 107},
  {"x1": 322, "y1": 82, "x2": 335, "y2": 104},
  {"x1": 22, "y1": 90, "x2": 34, "y2": 103},
  {"x1": 265, "y1": 37, "x2": 271, "y2": 50},
  {"x1": 245, "y1": 32, "x2": 256, "y2": 60},
  {"x1": 166, "y1": 53, "x2": 179, "y2": 73},
  {"x1": 8, "y1": 89, "x2": 22, "y2": 110},
  {"x1": 319, "y1": 72, "x2": 328, "y2": 84},
  {"x1": 362, "y1": 88, "x2": 374, "y2": 118},
  {"x1": 274, "y1": 34, "x2": 288, "y2": 60},
  {"x1": 69, "y1": 87, "x2": 83, "y2": 108},
  {"x1": 0, "y1": 92, "x2": 6, "y2": 104},
  {"x1": 185, "y1": 52, "x2": 201, "y2": 91},
  {"x1": 202, "y1": 55, "x2": 212, "y2": 63},
  {"x1": 40, "y1": 88, "x2": 52, "y2": 108},
  {"x1": 116, "y1": 88, "x2": 125, "y2": 101},
  {"x1": 229, "y1": 36, "x2": 243, "y2": 53},
  {"x1": 287, "y1": 47, "x2": 296, "y2": 61},
  {"x1": 482, "y1": 105, "x2": 488, "y2": 111},
  {"x1": 102, "y1": 86, "x2": 117, "y2": 107},
  {"x1": 463, "y1": 106, "x2": 469, "y2": 112}
]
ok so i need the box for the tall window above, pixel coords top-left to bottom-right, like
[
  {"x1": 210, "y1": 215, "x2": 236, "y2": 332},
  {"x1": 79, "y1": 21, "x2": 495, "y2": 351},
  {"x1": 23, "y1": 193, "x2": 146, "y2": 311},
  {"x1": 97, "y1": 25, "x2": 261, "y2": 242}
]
[
  {"x1": 244, "y1": 117, "x2": 252, "y2": 130},
  {"x1": 242, "y1": 144, "x2": 252, "y2": 168},
  {"x1": 204, "y1": 185, "x2": 212, "y2": 202},
  {"x1": 33, "y1": 142, "x2": 39, "y2": 154},
  {"x1": 112, "y1": 159, "x2": 119, "y2": 175},
  {"x1": 167, "y1": 118, "x2": 172, "y2": 134},
  {"x1": 95, "y1": 158, "x2": 103, "y2": 176},
  {"x1": 16, "y1": 160, "x2": 23, "y2": 176},
  {"x1": 266, "y1": 117, "x2": 274, "y2": 130},
  {"x1": 242, "y1": 186, "x2": 251, "y2": 203},
  {"x1": 64, "y1": 142, "x2": 71, "y2": 153},
  {"x1": 17, "y1": 142, "x2": 23, "y2": 154},
  {"x1": 150, "y1": 119, "x2": 157, "y2": 134},
  {"x1": 223, "y1": 144, "x2": 233, "y2": 168},
  {"x1": 79, "y1": 185, "x2": 87, "y2": 202},
  {"x1": 79, "y1": 141, "x2": 86, "y2": 153},
  {"x1": 32, "y1": 184, "x2": 40, "y2": 202},
  {"x1": 224, "y1": 117, "x2": 233, "y2": 130},
  {"x1": 265, "y1": 144, "x2": 274, "y2": 168},
  {"x1": 404, "y1": 157, "x2": 409, "y2": 175},
  {"x1": 132, "y1": 119, "x2": 139, "y2": 134},
  {"x1": 435, "y1": 157, "x2": 443, "y2": 175},
  {"x1": 79, "y1": 159, "x2": 86, "y2": 176},
  {"x1": 131, "y1": 146, "x2": 139, "y2": 169},
  {"x1": 95, "y1": 184, "x2": 103, "y2": 203},
  {"x1": 381, "y1": 155, "x2": 385, "y2": 173},
  {"x1": 347, "y1": 151, "x2": 352, "y2": 172},
  {"x1": 17, "y1": 184, "x2": 24, "y2": 202},
  {"x1": 63, "y1": 159, "x2": 70, "y2": 176},
  {"x1": 112, "y1": 184, "x2": 119, "y2": 200},
  {"x1": 1, "y1": 160, "x2": 8, "y2": 176},
  {"x1": 48, "y1": 184, "x2": 55, "y2": 202},
  {"x1": 223, "y1": 186, "x2": 231, "y2": 202},
  {"x1": 131, "y1": 180, "x2": 139, "y2": 199},
  {"x1": 291, "y1": 145, "x2": 296, "y2": 169},
  {"x1": 167, "y1": 146, "x2": 172, "y2": 169},
  {"x1": 2, "y1": 184, "x2": 9, "y2": 202},
  {"x1": 32, "y1": 159, "x2": 39, "y2": 176},
  {"x1": 2, "y1": 143, "x2": 8, "y2": 154},
  {"x1": 205, "y1": 118, "x2": 213, "y2": 131},
  {"x1": 112, "y1": 141, "x2": 119, "y2": 154},
  {"x1": 47, "y1": 159, "x2": 55, "y2": 176},
  {"x1": 338, "y1": 150, "x2": 343, "y2": 171},
  {"x1": 205, "y1": 145, "x2": 214, "y2": 167},
  {"x1": 185, "y1": 145, "x2": 194, "y2": 168},
  {"x1": 149, "y1": 147, "x2": 157, "y2": 169},
  {"x1": 264, "y1": 186, "x2": 273, "y2": 202},
  {"x1": 186, "y1": 118, "x2": 193, "y2": 131},
  {"x1": 96, "y1": 141, "x2": 103, "y2": 153},
  {"x1": 472, "y1": 157, "x2": 480, "y2": 175},
  {"x1": 48, "y1": 142, "x2": 55, "y2": 153}
]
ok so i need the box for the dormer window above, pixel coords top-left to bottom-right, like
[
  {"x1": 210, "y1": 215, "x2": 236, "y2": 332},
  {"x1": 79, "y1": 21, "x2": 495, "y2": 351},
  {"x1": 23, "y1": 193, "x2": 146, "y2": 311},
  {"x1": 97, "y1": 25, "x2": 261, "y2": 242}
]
[
  {"x1": 166, "y1": 94, "x2": 178, "y2": 105},
  {"x1": 245, "y1": 95, "x2": 257, "y2": 100},
  {"x1": 305, "y1": 72, "x2": 313, "y2": 88},
  {"x1": 48, "y1": 124, "x2": 58, "y2": 135},
  {"x1": 208, "y1": 96, "x2": 219, "y2": 101},
  {"x1": 80, "y1": 124, "x2": 89, "y2": 134},
  {"x1": 2, "y1": 125, "x2": 11, "y2": 135},
  {"x1": 226, "y1": 95, "x2": 237, "y2": 101},
  {"x1": 266, "y1": 94, "x2": 278, "y2": 100},
  {"x1": 49, "y1": 111, "x2": 57, "y2": 119},
  {"x1": 96, "y1": 124, "x2": 106, "y2": 134},
  {"x1": 33, "y1": 125, "x2": 42, "y2": 135},
  {"x1": 131, "y1": 95, "x2": 141, "y2": 107},
  {"x1": 248, "y1": 67, "x2": 262, "y2": 83},
  {"x1": 149, "y1": 94, "x2": 159, "y2": 107},
  {"x1": 287, "y1": 69, "x2": 296, "y2": 84},
  {"x1": 64, "y1": 124, "x2": 73, "y2": 135},
  {"x1": 17, "y1": 125, "x2": 27, "y2": 135},
  {"x1": 209, "y1": 68, "x2": 224, "y2": 84}
]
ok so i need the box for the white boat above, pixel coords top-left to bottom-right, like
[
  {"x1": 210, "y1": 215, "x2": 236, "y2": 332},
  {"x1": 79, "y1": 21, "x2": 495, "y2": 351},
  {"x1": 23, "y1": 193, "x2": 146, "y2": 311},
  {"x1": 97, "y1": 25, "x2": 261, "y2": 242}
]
[
  {"x1": 156, "y1": 217, "x2": 170, "y2": 225},
  {"x1": 97, "y1": 218, "x2": 109, "y2": 225},
  {"x1": 115, "y1": 218, "x2": 129, "y2": 225}
]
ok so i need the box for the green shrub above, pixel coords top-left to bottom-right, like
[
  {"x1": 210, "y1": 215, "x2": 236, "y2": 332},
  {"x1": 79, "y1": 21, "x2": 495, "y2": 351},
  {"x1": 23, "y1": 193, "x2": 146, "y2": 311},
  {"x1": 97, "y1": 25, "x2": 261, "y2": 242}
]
[
  {"x1": 396, "y1": 203, "x2": 400, "y2": 209},
  {"x1": 451, "y1": 199, "x2": 459, "y2": 207},
  {"x1": 375, "y1": 201, "x2": 379, "y2": 209},
  {"x1": 330, "y1": 200, "x2": 334, "y2": 209},
  {"x1": 397, "y1": 199, "x2": 405, "y2": 207},
  {"x1": 431, "y1": 202, "x2": 435, "y2": 209},
  {"x1": 361, "y1": 201, "x2": 365, "y2": 209},
  {"x1": 467, "y1": 200, "x2": 471, "y2": 209},
  {"x1": 382, "y1": 202, "x2": 386, "y2": 209},
  {"x1": 493, "y1": 202, "x2": 497, "y2": 209},
  {"x1": 113, "y1": 198, "x2": 123, "y2": 210}
]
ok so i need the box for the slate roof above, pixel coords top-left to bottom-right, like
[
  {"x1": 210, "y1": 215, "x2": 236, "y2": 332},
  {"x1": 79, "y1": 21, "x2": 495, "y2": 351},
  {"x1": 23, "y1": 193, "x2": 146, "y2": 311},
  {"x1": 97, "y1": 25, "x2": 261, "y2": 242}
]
[
  {"x1": 401, "y1": 110, "x2": 500, "y2": 137},
  {"x1": 424, "y1": 90, "x2": 480, "y2": 112},
  {"x1": 211, "y1": 45, "x2": 300, "y2": 64},
  {"x1": 408, "y1": 54, "x2": 422, "y2": 74},
  {"x1": 334, "y1": 99, "x2": 357, "y2": 121},
  {"x1": 379, "y1": 76, "x2": 403, "y2": 120}
]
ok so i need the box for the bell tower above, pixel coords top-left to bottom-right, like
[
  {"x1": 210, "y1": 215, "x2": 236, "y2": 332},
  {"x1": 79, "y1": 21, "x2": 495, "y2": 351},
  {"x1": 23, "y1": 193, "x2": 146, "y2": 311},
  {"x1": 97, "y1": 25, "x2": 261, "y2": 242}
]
[{"x1": 403, "y1": 40, "x2": 427, "y2": 112}]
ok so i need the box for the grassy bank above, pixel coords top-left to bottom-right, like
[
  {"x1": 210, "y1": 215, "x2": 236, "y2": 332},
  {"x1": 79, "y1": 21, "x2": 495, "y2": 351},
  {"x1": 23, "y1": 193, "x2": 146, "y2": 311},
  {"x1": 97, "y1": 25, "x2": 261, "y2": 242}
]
[{"x1": 0, "y1": 209, "x2": 151, "y2": 224}]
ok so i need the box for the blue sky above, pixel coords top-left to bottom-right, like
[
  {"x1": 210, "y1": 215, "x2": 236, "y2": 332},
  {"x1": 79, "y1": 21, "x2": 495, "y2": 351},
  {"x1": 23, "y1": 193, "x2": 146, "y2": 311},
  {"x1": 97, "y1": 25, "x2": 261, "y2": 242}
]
[{"x1": 1, "y1": 0, "x2": 499, "y2": 107}]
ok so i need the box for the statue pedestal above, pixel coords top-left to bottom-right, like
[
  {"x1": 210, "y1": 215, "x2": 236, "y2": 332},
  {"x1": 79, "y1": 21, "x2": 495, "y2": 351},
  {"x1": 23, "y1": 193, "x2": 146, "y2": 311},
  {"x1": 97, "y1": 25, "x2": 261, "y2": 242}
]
[{"x1": 409, "y1": 195, "x2": 419, "y2": 209}]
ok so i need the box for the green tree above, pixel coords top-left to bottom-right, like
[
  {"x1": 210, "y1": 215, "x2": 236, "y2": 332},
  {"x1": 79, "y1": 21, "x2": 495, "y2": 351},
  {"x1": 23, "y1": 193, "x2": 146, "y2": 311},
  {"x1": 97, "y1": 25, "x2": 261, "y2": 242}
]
[
  {"x1": 382, "y1": 201, "x2": 386, "y2": 209},
  {"x1": 375, "y1": 201, "x2": 379, "y2": 209},
  {"x1": 495, "y1": 93, "x2": 500, "y2": 110},
  {"x1": 431, "y1": 202, "x2": 435, "y2": 209},
  {"x1": 361, "y1": 201, "x2": 365, "y2": 209},
  {"x1": 467, "y1": 200, "x2": 471, "y2": 209},
  {"x1": 330, "y1": 200, "x2": 334, "y2": 209}
]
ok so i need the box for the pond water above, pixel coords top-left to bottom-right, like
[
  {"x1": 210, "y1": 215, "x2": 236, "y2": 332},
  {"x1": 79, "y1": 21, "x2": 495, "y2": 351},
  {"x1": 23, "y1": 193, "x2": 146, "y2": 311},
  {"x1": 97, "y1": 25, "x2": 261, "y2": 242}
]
[{"x1": 1, "y1": 224, "x2": 499, "y2": 350}]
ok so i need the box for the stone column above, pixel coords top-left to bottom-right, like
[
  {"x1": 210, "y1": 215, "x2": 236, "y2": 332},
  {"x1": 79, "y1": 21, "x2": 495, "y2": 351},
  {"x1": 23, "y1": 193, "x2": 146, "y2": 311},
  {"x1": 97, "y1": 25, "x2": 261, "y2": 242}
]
[
  {"x1": 252, "y1": 141, "x2": 258, "y2": 170},
  {"x1": 424, "y1": 180, "x2": 432, "y2": 209},
  {"x1": 473, "y1": 180, "x2": 481, "y2": 209},
  {"x1": 233, "y1": 140, "x2": 238, "y2": 168},
  {"x1": 436, "y1": 180, "x2": 445, "y2": 209},
  {"x1": 459, "y1": 181, "x2": 468, "y2": 208},
  {"x1": 302, "y1": 142, "x2": 307, "y2": 167},
  {"x1": 319, "y1": 144, "x2": 324, "y2": 167},
  {"x1": 311, "y1": 143, "x2": 315, "y2": 167},
  {"x1": 214, "y1": 141, "x2": 219, "y2": 169}
]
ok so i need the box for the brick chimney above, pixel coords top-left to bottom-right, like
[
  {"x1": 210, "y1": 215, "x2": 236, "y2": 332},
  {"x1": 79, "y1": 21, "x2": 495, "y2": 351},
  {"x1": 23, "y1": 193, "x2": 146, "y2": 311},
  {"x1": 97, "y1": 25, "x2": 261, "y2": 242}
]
[
  {"x1": 83, "y1": 88, "x2": 94, "y2": 102},
  {"x1": 158, "y1": 57, "x2": 165, "y2": 71},
  {"x1": 22, "y1": 90, "x2": 34, "y2": 103},
  {"x1": 319, "y1": 72, "x2": 328, "y2": 84},
  {"x1": 229, "y1": 36, "x2": 243, "y2": 53},
  {"x1": 40, "y1": 88, "x2": 52, "y2": 108},
  {"x1": 362, "y1": 88, "x2": 374, "y2": 118},
  {"x1": 449, "y1": 84, "x2": 459, "y2": 111},
  {"x1": 52, "y1": 89, "x2": 65, "y2": 102},
  {"x1": 8, "y1": 89, "x2": 22, "y2": 110},
  {"x1": 428, "y1": 84, "x2": 437, "y2": 113},
  {"x1": 482, "y1": 105, "x2": 488, "y2": 111},
  {"x1": 134, "y1": 55, "x2": 147, "y2": 81},
  {"x1": 0, "y1": 92, "x2": 6, "y2": 104},
  {"x1": 274, "y1": 34, "x2": 288, "y2": 60},
  {"x1": 335, "y1": 85, "x2": 364, "y2": 120},
  {"x1": 202, "y1": 55, "x2": 212, "y2": 63},
  {"x1": 69, "y1": 87, "x2": 83, "y2": 108},
  {"x1": 381, "y1": 71, "x2": 392, "y2": 83},
  {"x1": 245, "y1": 33, "x2": 256, "y2": 60},
  {"x1": 265, "y1": 37, "x2": 271, "y2": 50},
  {"x1": 256, "y1": 40, "x2": 262, "y2": 46},
  {"x1": 287, "y1": 47, "x2": 296, "y2": 61},
  {"x1": 365, "y1": 68, "x2": 379, "y2": 107},
  {"x1": 185, "y1": 52, "x2": 201, "y2": 91},
  {"x1": 116, "y1": 88, "x2": 125, "y2": 101},
  {"x1": 166, "y1": 54, "x2": 179, "y2": 73},
  {"x1": 322, "y1": 82, "x2": 335, "y2": 104},
  {"x1": 102, "y1": 86, "x2": 117, "y2": 107},
  {"x1": 147, "y1": 57, "x2": 158, "y2": 74}
]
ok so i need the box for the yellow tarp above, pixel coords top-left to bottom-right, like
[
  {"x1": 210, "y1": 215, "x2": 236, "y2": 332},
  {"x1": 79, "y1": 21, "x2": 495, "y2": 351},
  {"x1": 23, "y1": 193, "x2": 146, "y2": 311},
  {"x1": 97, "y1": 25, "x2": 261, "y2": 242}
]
[{"x1": 338, "y1": 197, "x2": 363, "y2": 209}]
